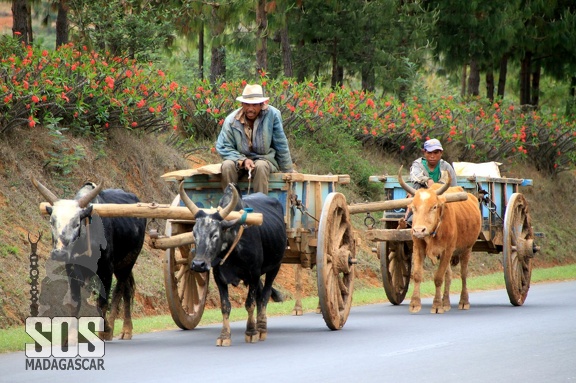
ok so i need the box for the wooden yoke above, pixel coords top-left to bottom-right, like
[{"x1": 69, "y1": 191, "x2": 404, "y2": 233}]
[
  {"x1": 347, "y1": 191, "x2": 469, "y2": 215},
  {"x1": 39, "y1": 202, "x2": 263, "y2": 225},
  {"x1": 39, "y1": 202, "x2": 263, "y2": 250}
]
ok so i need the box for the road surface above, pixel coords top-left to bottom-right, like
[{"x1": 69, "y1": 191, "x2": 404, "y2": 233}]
[{"x1": 2, "y1": 281, "x2": 575, "y2": 383}]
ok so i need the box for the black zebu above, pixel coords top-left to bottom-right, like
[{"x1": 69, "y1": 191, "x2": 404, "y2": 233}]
[
  {"x1": 179, "y1": 183, "x2": 286, "y2": 346},
  {"x1": 32, "y1": 179, "x2": 146, "y2": 340}
]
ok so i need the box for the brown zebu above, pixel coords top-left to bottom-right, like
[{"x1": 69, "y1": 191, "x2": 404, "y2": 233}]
[{"x1": 399, "y1": 169, "x2": 482, "y2": 314}]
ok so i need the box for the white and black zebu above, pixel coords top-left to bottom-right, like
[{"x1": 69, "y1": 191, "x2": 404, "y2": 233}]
[
  {"x1": 32, "y1": 179, "x2": 146, "y2": 341},
  {"x1": 179, "y1": 183, "x2": 286, "y2": 346}
]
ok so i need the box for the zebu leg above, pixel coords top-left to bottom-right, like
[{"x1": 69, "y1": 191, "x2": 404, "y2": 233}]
[
  {"x1": 409, "y1": 241, "x2": 425, "y2": 313},
  {"x1": 442, "y1": 264, "x2": 452, "y2": 312},
  {"x1": 258, "y1": 266, "x2": 281, "y2": 341},
  {"x1": 106, "y1": 281, "x2": 122, "y2": 340},
  {"x1": 118, "y1": 272, "x2": 135, "y2": 340},
  {"x1": 431, "y1": 247, "x2": 453, "y2": 314},
  {"x1": 458, "y1": 249, "x2": 472, "y2": 310},
  {"x1": 214, "y1": 273, "x2": 232, "y2": 347},
  {"x1": 244, "y1": 282, "x2": 259, "y2": 343},
  {"x1": 97, "y1": 271, "x2": 113, "y2": 341}
]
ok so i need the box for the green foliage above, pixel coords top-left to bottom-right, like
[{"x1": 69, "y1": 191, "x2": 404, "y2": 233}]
[
  {"x1": 0, "y1": 244, "x2": 19, "y2": 258},
  {"x1": 1, "y1": 37, "x2": 575, "y2": 179},
  {"x1": 67, "y1": 0, "x2": 174, "y2": 61}
]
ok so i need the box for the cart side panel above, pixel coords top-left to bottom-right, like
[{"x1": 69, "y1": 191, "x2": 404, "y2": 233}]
[
  {"x1": 181, "y1": 173, "x2": 289, "y2": 214},
  {"x1": 369, "y1": 175, "x2": 531, "y2": 226}
]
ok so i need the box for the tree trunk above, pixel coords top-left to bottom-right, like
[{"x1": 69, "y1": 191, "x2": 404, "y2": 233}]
[
  {"x1": 12, "y1": 0, "x2": 31, "y2": 45},
  {"x1": 486, "y1": 68, "x2": 494, "y2": 102},
  {"x1": 531, "y1": 60, "x2": 541, "y2": 107},
  {"x1": 467, "y1": 59, "x2": 480, "y2": 97},
  {"x1": 55, "y1": 0, "x2": 69, "y2": 47},
  {"x1": 497, "y1": 54, "x2": 508, "y2": 98},
  {"x1": 519, "y1": 51, "x2": 532, "y2": 105},
  {"x1": 256, "y1": 0, "x2": 268, "y2": 76},
  {"x1": 198, "y1": 22, "x2": 204, "y2": 80},
  {"x1": 361, "y1": 66, "x2": 375, "y2": 93},
  {"x1": 460, "y1": 64, "x2": 467, "y2": 98},
  {"x1": 280, "y1": 26, "x2": 293, "y2": 77},
  {"x1": 210, "y1": 46, "x2": 226, "y2": 85}
]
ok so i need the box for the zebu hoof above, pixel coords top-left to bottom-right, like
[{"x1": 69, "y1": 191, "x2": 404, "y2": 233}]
[
  {"x1": 259, "y1": 331, "x2": 267, "y2": 341},
  {"x1": 430, "y1": 306, "x2": 445, "y2": 314},
  {"x1": 409, "y1": 299, "x2": 421, "y2": 313},
  {"x1": 245, "y1": 333, "x2": 259, "y2": 343},
  {"x1": 118, "y1": 331, "x2": 133, "y2": 340},
  {"x1": 458, "y1": 301, "x2": 470, "y2": 310},
  {"x1": 216, "y1": 337, "x2": 231, "y2": 347},
  {"x1": 292, "y1": 307, "x2": 303, "y2": 316},
  {"x1": 443, "y1": 304, "x2": 452, "y2": 312},
  {"x1": 99, "y1": 331, "x2": 113, "y2": 341}
]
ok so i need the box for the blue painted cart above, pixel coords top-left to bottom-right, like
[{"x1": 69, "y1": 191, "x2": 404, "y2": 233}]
[
  {"x1": 363, "y1": 174, "x2": 539, "y2": 307},
  {"x1": 159, "y1": 169, "x2": 356, "y2": 331}
]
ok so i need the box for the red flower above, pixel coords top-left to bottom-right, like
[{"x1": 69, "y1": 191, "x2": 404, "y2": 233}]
[
  {"x1": 131, "y1": 122, "x2": 138, "y2": 127},
  {"x1": 28, "y1": 116, "x2": 36, "y2": 127}
]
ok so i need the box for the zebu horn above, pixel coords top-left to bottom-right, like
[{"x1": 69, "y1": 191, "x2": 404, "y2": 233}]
[
  {"x1": 219, "y1": 184, "x2": 239, "y2": 220},
  {"x1": 397, "y1": 166, "x2": 417, "y2": 196},
  {"x1": 78, "y1": 181, "x2": 103, "y2": 208},
  {"x1": 179, "y1": 181, "x2": 200, "y2": 218},
  {"x1": 31, "y1": 178, "x2": 59, "y2": 205}
]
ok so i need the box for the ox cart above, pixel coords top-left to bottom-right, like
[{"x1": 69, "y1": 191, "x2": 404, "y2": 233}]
[
  {"x1": 364, "y1": 173, "x2": 540, "y2": 307},
  {"x1": 154, "y1": 168, "x2": 359, "y2": 331}
]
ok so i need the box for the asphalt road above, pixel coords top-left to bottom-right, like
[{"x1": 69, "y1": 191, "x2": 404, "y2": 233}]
[{"x1": 2, "y1": 281, "x2": 575, "y2": 383}]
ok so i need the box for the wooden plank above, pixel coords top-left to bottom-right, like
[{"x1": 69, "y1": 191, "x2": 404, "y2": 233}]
[
  {"x1": 365, "y1": 229, "x2": 412, "y2": 242},
  {"x1": 282, "y1": 173, "x2": 347, "y2": 183},
  {"x1": 39, "y1": 202, "x2": 263, "y2": 225}
]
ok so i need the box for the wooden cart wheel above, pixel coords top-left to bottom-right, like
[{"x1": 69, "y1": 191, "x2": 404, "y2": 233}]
[
  {"x1": 378, "y1": 240, "x2": 412, "y2": 305},
  {"x1": 503, "y1": 193, "x2": 535, "y2": 306},
  {"x1": 316, "y1": 192, "x2": 356, "y2": 330},
  {"x1": 163, "y1": 195, "x2": 209, "y2": 330}
]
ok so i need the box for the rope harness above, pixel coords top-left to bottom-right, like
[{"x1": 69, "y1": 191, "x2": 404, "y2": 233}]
[{"x1": 219, "y1": 208, "x2": 251, "y2": 266}]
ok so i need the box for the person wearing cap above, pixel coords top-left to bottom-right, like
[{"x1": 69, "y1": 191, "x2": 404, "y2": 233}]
[
  {"x1": 216, "y1": 84, "x2": 294, "y2": 194},
  {"x1": 409, "y1": 138, "x2": 458, "y2": 189},
  {"x1": 402, "y1": 138, "x2": 458, "y2": 224}
]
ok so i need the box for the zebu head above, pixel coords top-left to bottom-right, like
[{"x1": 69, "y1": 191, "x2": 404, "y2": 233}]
[
  {"x1": 179, "y1": 182, "x2": 240, "y2": 272},
  {"x1": 32, "y1": 178, "x2": 102, "y2": 262},
  {"x1": 398, "y1": 166, "x2": 450, "y2": 239}
]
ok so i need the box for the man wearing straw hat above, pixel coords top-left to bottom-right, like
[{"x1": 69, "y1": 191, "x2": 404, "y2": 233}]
[{"x1": 216, "y1": 83, "x2": 295, "y2": 194}]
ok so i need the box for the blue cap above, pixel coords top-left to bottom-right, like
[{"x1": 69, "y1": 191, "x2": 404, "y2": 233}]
[{"x1": 424, "y1": 139, "x2": 443, "y2": 152}]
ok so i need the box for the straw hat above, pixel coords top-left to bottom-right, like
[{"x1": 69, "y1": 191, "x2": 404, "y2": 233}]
[{"x1": 236, "y1": 84, "x2": 269, "y2": 104}]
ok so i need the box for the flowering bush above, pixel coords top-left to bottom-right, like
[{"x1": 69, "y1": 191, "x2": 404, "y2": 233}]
[
  {"x1": 1, "y1": 37, "x2": 574, "y2": 177},
  {"x1": 179, "y1": 78, "x2": 576, "y2": 176},
  {"x1": 0, "y1": 40, "x2": 184, "y2": 136}
]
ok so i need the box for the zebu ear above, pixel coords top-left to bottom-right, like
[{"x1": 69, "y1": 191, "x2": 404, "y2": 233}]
[{"x1": 80, "y1": 205, "x2": 94, "y2": 220}]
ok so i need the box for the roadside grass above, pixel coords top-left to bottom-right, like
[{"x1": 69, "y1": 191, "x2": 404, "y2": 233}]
[{"x1": 2, "y1": 264, "x2": 575, "y2": 354}]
